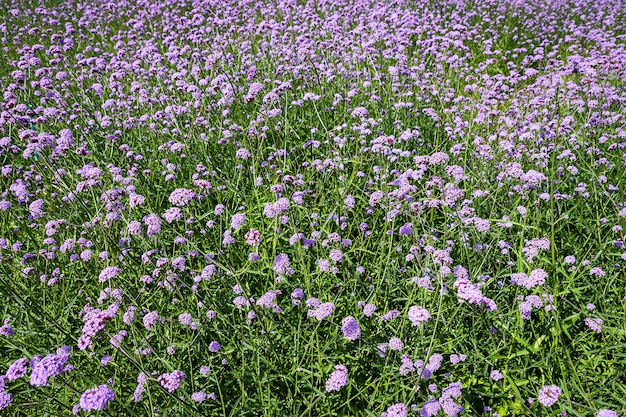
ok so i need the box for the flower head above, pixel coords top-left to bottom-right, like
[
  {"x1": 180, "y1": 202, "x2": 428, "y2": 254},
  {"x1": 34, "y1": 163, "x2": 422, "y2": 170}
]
[
  {"x1": 325, "y1": 365, "x2": 348, "y2": 392},
  {"x1": 79, "y1": 384, "x2": 114, "y2": 411},
  {"x1": 538, "y1": 385, "x2": 561, "y2": 407},
  {"x1": 341, "y1": 316, "x2": 361, "y2": 341}
]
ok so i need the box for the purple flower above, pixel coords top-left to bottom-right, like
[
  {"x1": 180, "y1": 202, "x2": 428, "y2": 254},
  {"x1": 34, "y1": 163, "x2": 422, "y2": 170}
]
[
  {"x1": 329, "y1": 249, "x2": 344, "y2": 263},
  {"x1": 245, "y1": 229, "x2": 262, "y2": 246},
  {"x1": 585, "y1": 317, "x2": 603, "y2": 333},
  {"x1": 597, "y1": 410, "x2": 618, "y2": 417},
  {"x1": 256, "y1": 290, "x2": 280, "y2": 310},
  {"x1": 129, "y1": 193, "x2": 145, "y2": 208},
  {"x1": 143, "y1": 214, "x2": 162, "y2": 236},
  {"x1": 0, "y1": 318, "x2": 13, "y2": 336},
  {"x1": 233, "y1": 296, "x2": 250, "y2": 308},
  {"x1": 168, "y1": 188, "x2": 196, "y2": 207},
  {"x1": 222, "y1": 229, "x2": 236, "y2": 246},
  {"x1": 389, "y1": 337, "x2": 404, "y2": 351},
  {"x1": 490, "y1": 370, "x2": 504, "y2": 381},
  {"x1": 341, "y1": 316, "x2": 361, "y2": 341},
  {"x1": 163, "y1": 207, "x2": 183, "y2": 223},
  {"x1": 538, "y1": 385, "x2": 561, "y2": 407},
  {"x1": 191, "y1": 391, "x2": 207, "y2": 403},
  {"x1": 291, "y1": 288, "x2": 304, "y2": 306},
  {"x1": 564, "y1": 255, "x2": 576, "y2": 264},
  {"x1": 5, "y1": 358, "x2": 29, "y2": 380},
  {"x1": 590, "y1": 267, "x2": 605, "y2": 277},
  {"x1": 408, "y1": 306, "x2": 430, "y2": 326},
  {"x1": 79, "y1": 384, "x2": 114, "y2": 411},
  {"x1": 420, "y1": 399, "x2": 441, "y2": 417},
  {"x1": 236, "y1": 148, "x2": 251, "y2": 159},
  {"x1": 399, "y1": 223, "x2": 413, "y2": 235},
  {"x1": 0, "y1": 391, "x2": 12, "y2": 411},
  {"x1": 30, "y1": 346, "x2": 71, "y2": 387},
  {"x1": 209, "y1": 341, "x2": 220, "y2": 352},
  {"x1": 382, "y1": 403, "x2": 408, "y2": 417},
  {"x1": 98, "y1": 266, "x2": 121, "y2": 283},
  {"x1": 143, "y1": 311, "x2": 159, "y2": 331},
  {"x1": 449, "y1": 354, "x2": 467, "y2": 364},
  {"x1": 158, "y1": 370, "x2": 184, "y2": 393},
  {"x1": 78, "y1": 303, "x2": 119, "y2": 350},
  {"x1": 230, "y1": 213, "x2": 246, "y2": 230},
  {"x1": 325, "y1": 365, "x2": 348, "y2": 392},
  {"x1": 510, "y1": 269, "x2": 547, "y2": 289},
  {"x1": 178, "y1": 313, "x2": 194, "y2": 326},
  {"x1": 28, "y1": 199, "x2": 45, "y2": 219},
  {"x1": 307, "y1": 302, "x2": 335, "y2": 320},
  {"x1": 363, "y1": 303, "x2": 377, "y2": 317},
  {"x1": 273, "y1": 253, "x2": 293, "y2": 275},
  {"x1": 381, "y1": 310, "x2": 400, "y2": 322}
]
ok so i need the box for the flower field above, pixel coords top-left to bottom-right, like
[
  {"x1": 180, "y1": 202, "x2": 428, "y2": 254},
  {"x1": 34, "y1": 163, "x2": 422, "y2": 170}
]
[{"x1": 1, "y1": 0, "x2": 625, "y2": 415}]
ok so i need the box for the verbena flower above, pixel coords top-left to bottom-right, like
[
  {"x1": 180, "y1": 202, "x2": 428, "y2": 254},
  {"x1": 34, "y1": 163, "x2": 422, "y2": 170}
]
[
  {"x1": 79, "y1": 384, "x2": 114, "y2": 411},
  {"x1": 168, "y1": 188, "x2": 196, "y2": 206},
  {"x1": 341, "y1": 316, "x2": 361, "y2": 341},
  {"x1": 325, "y1": 365, "x2": 348, "y2": 392},
  {"x1": 230, "y1": 213, "x2": 246, "y2": 230},
  {"x1": 537, "y1": 385, "x2": 561, "y2": 407},
  {"x1": 98, "y1": 266, "x2": 121, "y2": 283},
  {"x1": 585, "y1": 317, "x2": 603, "y2": 333},
  {"x1": 388, "y1": 337, "x2": 404, "y2": 351},
  {"x1": 308, "y1": 302, "x2": 335, "y2": 320},
  {"x1": 0, "y1": 390, "x2": 12, "y2": 411},
  {"x1": 30, "y1": 346, "x2": 71, "y2": 387},
  {"x1": 381, "y1": 402, "x2": 407, "y2": 417},
  {"x1": 158, "y1": 370, "x2": 184, "y2": 393},
  {"x1": 408, "y1": 306, "x2": 430, "y2": 326},
  {"x1": 490, "y1": 370, "x2": 504, "y2": 381},
  {"x1": 5, "y1": 358, "x2": 29, "y2": 381}
]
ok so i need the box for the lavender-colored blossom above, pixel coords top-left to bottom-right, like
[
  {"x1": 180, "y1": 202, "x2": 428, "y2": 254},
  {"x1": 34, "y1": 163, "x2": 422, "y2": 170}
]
[
  {"x1": 273, "y1": 253, "x2": 293, "y2": 275},
  {"x1": 0, "y1": 391, "x2": 12, "y2": 411},
  {"x1": 79, "y1": 384, "x2": 114, "y2": 411},
  {"x1": 329, "y1": 249, "x2": 343, "y2": 262},
  {"x1": 399, "y1": 222, "x2": 413, "y2": 235},
  {"x1": 420, "y1": 399, "x2": 441, "y2": 417},
  {"x1": 99, "y1": 266, "x2": 121, "y2": 283},
  {"x1": 5, "y1": 358, "x2": 29, "y2": 381},
  {"x1": 143, "y1": 214, "x2": 162, "y2": 236},
  {"x1": 585, "y1": 317, "x2": 603, "y2": 333},
  {"x1": 143, "y1": 311, "x2": 159, "y2": 331},
  {"x1": 308, "y1": 302, "x2": 335, "y2": 320},
  {"x1": 245, "y1": 229, "x2": 262, "y2": 246},
  {"x1": 341, "y1": 316, "x2": 361, "y2": 341},
  {"x1": 538, "y1": 385, "x2": 561, "y2": 407},
  {"x1": 363, "y1": 303, "x2": 377, "y2": 317},
  {"x1": 408, "y1": 306, "x2": 430, "y2": 326},
  {"x1": 490, "y1": 370, "x2": 504, "y2": 381},
  {"x1": 168, "y1": 188, "x2": 196, "y2": 206},
  {"x1": 163, "y1": 207, "x2": 183, "y2": 223},
  {"x1": 0, "y1": 319, "x2": 13, "y2": 336},
  {"x1": 191, "y1": 390, "x2": 207, "y2": 403},
  {"x1": 382, "y1": 403, "x2": 407, "y2": 417},
  {"x1": 291, "y1": 288, "x2": 304, "y2": 306},
  {"x1": 230, "y1": 213, "x2": 246, "y2": 230},
  {"x1": 30, "y1": 346, "x2": 71, "y2": 387},
  {"x1": 388, "y1": 337, "x2": 404, "y2": 351},
  {"x1": 597, "y1": 410, "x2": 618, "y2": 417},
  {"x1": 158, "y1": 370, "x2": 184, "y2": 393},
  {"x1": 325, "y1": 365, "x2": 348, "y2": 392}
]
